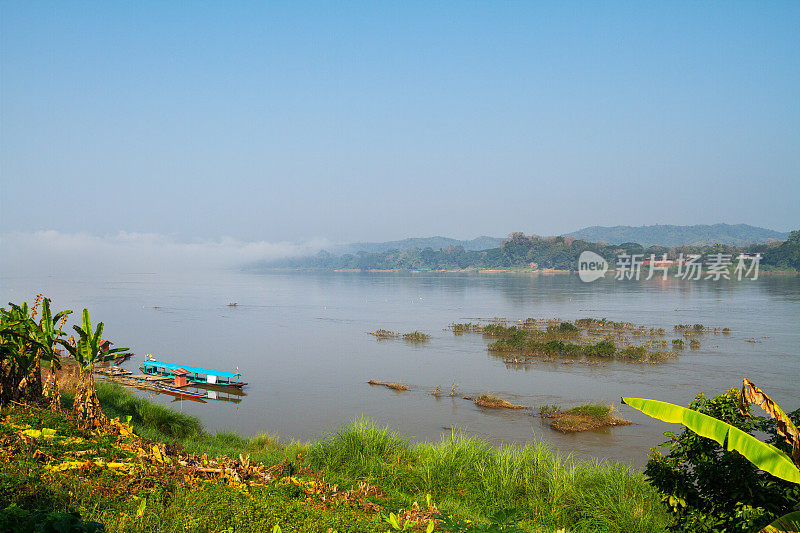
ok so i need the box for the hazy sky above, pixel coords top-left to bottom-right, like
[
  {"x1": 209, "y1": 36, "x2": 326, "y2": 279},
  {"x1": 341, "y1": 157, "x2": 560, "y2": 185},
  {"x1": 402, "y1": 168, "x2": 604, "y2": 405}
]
[{"x1": 2, "y1": 1, "x2": 799, "y2": 244}]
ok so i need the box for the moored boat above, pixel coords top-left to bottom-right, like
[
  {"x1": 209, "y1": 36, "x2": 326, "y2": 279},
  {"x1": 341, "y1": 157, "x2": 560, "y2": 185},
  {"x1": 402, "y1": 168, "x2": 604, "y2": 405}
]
[
  {"x1": 153, "y1": 382, "x2": 208, "y2": 402},
  {"x1": 140, "y1": 358, "x2": 246, "y2": 388}
]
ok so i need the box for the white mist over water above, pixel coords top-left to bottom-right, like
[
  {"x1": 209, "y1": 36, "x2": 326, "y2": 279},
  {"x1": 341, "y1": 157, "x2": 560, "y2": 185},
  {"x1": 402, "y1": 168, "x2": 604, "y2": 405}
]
[{"x1": 0, "y1": 231, "x2": 327, "y2": 277}]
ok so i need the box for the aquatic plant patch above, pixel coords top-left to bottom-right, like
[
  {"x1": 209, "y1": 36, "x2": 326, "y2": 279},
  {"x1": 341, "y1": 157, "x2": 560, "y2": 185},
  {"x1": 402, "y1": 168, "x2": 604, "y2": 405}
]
[{"x1": 474, "y1": 394, "x2": 526, "y2": 410}]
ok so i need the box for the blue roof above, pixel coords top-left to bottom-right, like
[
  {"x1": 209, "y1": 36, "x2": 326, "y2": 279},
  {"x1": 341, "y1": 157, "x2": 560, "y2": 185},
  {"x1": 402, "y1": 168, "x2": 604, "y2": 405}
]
[{"x1": 143, "y1": 360, "x2": 240, "y2": 378}]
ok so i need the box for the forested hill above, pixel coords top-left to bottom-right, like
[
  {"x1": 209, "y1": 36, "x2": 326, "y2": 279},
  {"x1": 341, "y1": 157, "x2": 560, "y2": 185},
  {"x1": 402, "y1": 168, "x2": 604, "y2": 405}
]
[
  {"x1": 564, "y1": 224, "x2": 788, "y2": 247},
  {"x1": 329, "y1": 236, "x2": 504, "y2": 255},
  {"x1": 257, "y1": 230, "x2": 800, "y2": 272}
]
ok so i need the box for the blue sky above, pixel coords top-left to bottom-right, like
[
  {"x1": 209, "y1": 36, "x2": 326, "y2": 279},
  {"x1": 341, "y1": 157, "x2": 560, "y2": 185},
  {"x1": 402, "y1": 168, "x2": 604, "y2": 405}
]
[{"x1": 2, "y1": 1, "x2": 798, "y2": 243}]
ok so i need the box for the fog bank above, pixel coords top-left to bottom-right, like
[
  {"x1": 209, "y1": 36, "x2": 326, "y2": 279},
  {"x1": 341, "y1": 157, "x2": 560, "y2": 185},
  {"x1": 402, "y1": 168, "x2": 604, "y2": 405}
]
[{"x1": 0, "y1": 231, "x2": 327, "y2": 278}]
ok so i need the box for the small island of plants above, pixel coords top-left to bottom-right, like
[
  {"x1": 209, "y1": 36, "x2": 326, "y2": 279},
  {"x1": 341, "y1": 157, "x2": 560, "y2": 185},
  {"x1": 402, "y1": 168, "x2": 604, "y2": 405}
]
[
  {"x1": 540, "y1": 403, "x2": 631, "y2": 433},
  {"x1": 452, "y1": 318, "x2": 679, "y2": 363}
]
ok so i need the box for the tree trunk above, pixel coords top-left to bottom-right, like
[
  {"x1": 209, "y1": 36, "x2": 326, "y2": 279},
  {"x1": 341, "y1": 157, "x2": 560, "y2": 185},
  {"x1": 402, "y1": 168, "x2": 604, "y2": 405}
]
[
  {"x1": 43, "y1": 365, "x2": 60, "y2": 411},
  {"x1": 72, "y1": 371, "x2": 106, "y2": 428},
  {"x1": 0, "y1": 360, "x2": 24, "y2": 405},
  {"x1": 18, "y1": 353, "x2": 43, "y2": 402}
]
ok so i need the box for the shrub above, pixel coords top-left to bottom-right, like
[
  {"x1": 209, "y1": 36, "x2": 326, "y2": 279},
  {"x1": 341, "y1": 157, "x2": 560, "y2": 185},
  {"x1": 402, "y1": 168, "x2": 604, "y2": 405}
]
[
  {"x1": 0, "y1": 504, "x2": 104, "y2": 533},
  {"x1": 585, "y1": 340, "x2": 616, "y2": 357},
  {"x1": 644, "y1": 389, "x2": 800, "y2": 531}
]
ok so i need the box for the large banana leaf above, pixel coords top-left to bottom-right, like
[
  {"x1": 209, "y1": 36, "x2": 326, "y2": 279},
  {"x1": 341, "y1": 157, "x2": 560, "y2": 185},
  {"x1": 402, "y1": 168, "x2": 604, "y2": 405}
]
[
  {"x1": 741, "y1": 379, "x2": 800, "y2": 467},
  {"x1": 760, "y1": 510, "x2": 800, "y2": 533},
  {"x1": 621, "y1": 397, "x2": 800, "y2": 484}
]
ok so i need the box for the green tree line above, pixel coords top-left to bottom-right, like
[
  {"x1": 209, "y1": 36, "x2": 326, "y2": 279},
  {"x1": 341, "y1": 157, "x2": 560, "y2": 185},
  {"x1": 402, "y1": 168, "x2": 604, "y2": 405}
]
[{"x1": 262, "y1": 230, "x2": 800, "y2": 272}]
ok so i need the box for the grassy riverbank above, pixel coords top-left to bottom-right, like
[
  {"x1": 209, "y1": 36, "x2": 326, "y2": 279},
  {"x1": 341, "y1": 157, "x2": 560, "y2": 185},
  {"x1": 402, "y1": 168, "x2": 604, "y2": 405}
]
[{"x1": 1, "y1": 384, "x2": 672, "y2": 532}]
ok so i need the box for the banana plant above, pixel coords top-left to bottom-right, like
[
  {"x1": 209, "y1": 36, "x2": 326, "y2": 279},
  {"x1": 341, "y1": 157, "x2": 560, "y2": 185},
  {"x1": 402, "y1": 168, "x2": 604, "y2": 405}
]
[
  {"x1": 37, "y1": 298, "x2": 72, "y2": 368},
  {"x1": 60, "y1": 309, "x2": 132, "y2": 425},
  {"x1": 37, "y1": 299, "x2": 72, "y2": 408},
  {"x1": 621, "y1": 396, "x2": 799, "y2": 483},
  {"x1": 761, "y1": 512, "x2": 800, "y2": 533},
  {"x1": 64, "y1": 309, "x2": 132, "y2": 374},
  {"x1": 622, "y1": 380, "x2": 800, "y2": 532},
  {"x1": 0, "y1": 299, "x2": 53, "y2": 404}
]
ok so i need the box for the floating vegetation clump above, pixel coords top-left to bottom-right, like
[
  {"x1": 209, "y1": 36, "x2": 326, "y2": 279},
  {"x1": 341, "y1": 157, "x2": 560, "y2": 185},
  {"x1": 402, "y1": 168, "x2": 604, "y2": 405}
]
[
  {"x1": 618, "y1": 346, "x2": 648, "y2": 360},
  {"x1": 453, "y1": 317, "x2": 682, "y2": 363},
  {"x1": 674, "y1": 324, "x2": 730, "y2": 335},
  {"x1": 402, "y1": 331, "x2": 430, "y2": 342},
  {"x1": 538, "y1": 404, "x2": 561, "y2": 418},
  {"x1": 550, "y1": 322, "x2": 579, "y2": 333},
  {"x1": 368, "y1": 329, "x2": 400, "y2": 339},
  {"x1": 367, "y1": 379, "x2": 408, "y2": 391},
  {"x1": 474, "y1": 393, "x2": 525, "y2": 410},
  {"x1": 450, "y1": 322, "x2": 483, "y2": 334},
  {"x1": 543, "y1": 402, "x2": 631, "y2": 433},
  {"x1": 689, "y1": 338, "x2": 701, "y2": 349},
  {"x1": 488, "y1": 332, "x2": 625, "y2": 360}
]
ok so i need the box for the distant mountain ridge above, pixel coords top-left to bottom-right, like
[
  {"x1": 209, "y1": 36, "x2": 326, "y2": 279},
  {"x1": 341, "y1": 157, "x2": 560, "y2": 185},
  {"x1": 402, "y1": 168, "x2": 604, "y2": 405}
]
[
  {"x1": 564, "y1": 224, "x2": 788, "y2": 247},
  {"x1": 329, "y1": 236, "x2": 505, "y2": 255}
]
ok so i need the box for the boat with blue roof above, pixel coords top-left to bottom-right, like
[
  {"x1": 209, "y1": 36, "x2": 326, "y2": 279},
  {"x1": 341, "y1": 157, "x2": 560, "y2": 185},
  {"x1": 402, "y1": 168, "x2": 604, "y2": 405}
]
[{"x1": 140, "y1": 356, "x2": 247, "y2": 389}]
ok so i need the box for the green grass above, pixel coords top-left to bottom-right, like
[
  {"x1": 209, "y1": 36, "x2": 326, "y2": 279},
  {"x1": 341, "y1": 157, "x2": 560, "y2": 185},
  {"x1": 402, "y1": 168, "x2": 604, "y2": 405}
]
[
  {"x1": 307, "y1": 419, "x2": 671, "y2": 532},
  {"x1": 93, "y1": 382, "x2": 203, "y2": 439},
  {"x1": 567, "y1": 403, "x2": 612, "y2": 419},
  {"x1": 1, "y1": 400, "x2": 384, "y2": 533},
  {"x1": 402, "y1": 330, "x2": 431, "y2": 341},
  {"x1": 7, "y1": 385, "x2": 672, "y2": 532},
  {"x1": 91, "y1": 383, "x2": 300, "y2": 464}
]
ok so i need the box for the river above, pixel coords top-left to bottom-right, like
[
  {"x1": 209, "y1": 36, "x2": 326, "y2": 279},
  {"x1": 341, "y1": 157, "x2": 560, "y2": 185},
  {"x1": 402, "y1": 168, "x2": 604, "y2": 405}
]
[{"x1": 3, "y1": 269, "x2": 798, "y2": 468}]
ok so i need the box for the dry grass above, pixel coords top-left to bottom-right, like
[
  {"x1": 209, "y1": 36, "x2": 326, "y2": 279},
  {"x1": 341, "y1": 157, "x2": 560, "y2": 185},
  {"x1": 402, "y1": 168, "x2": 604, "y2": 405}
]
[
  {"x1": 474, "y1": 393, "x2": 525, "y2": 410},
  {"x1": 50, "y1": 357, "x2": 81, "y2": 393},
  {"x1": 368, "y1": 329, "x2": 400, "y2": 339},
  {"x1": 367, "y1": 380, "x2": 408, "y2": 391}
]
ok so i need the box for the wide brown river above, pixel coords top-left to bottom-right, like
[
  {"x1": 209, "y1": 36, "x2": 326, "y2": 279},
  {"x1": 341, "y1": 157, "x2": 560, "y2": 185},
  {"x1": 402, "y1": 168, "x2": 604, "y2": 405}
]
[{"x1": 3, "y1": 269, "x2": 798, "y2": 468}]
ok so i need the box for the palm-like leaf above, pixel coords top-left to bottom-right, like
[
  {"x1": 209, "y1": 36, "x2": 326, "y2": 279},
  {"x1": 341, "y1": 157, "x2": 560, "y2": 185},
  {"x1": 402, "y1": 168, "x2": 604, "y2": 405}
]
[
  {"x1": 621, "y1": 397, "x2": 800, "y2": 483},
  {"x1": 760, "y1": 510, "x2": 800, "y2": 533},
  {"x1": 67, "y1": 309, "x2": 131, "y2": 372},
  {"x1": 740, "y1": 379, "x2": 800, "y2": 466}
]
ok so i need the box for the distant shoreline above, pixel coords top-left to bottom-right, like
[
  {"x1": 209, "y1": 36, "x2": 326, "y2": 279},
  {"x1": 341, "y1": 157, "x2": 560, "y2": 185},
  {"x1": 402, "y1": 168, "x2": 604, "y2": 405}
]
[
  {"x1": 330, "y1": 267, "x2": 573, "y2": 274},
  {"x1": 256, "y1": 267, "x2": 797, "y2": 277}
]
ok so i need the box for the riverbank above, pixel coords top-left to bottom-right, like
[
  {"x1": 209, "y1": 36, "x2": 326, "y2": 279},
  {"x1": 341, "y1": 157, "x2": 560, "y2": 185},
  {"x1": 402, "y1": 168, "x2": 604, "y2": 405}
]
[
  {"x1": 261, "y1": 266, "x2": 798, "y2": 276},
  {"x1": 1, "y1": 384, "x2": 672, "y2": 532}
]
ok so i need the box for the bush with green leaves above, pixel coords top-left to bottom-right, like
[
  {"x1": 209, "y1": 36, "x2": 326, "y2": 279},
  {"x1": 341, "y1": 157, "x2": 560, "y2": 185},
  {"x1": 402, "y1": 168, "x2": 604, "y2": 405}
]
[
  {"x1": 0, "y1": 504, "x2": 104, "y2": 533},
  {"x1": 436, "y1": 508, "x2": 524, "y2": 532},
  {"x1": 643, "y1": 389, "x2": 800, "y2": 531}
]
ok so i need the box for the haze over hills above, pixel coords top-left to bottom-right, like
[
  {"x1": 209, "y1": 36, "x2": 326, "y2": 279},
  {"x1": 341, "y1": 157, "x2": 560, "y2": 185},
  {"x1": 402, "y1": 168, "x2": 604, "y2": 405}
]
[
  {"x1": 563, "y1": 224, "x2": 788, "y2": 248},
  {"x1": 327, "y1": 224, "x2": 787, "y2": 256},
  {"x1": 261, "y1": 228, "x2": 800, "y2": 272}
]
